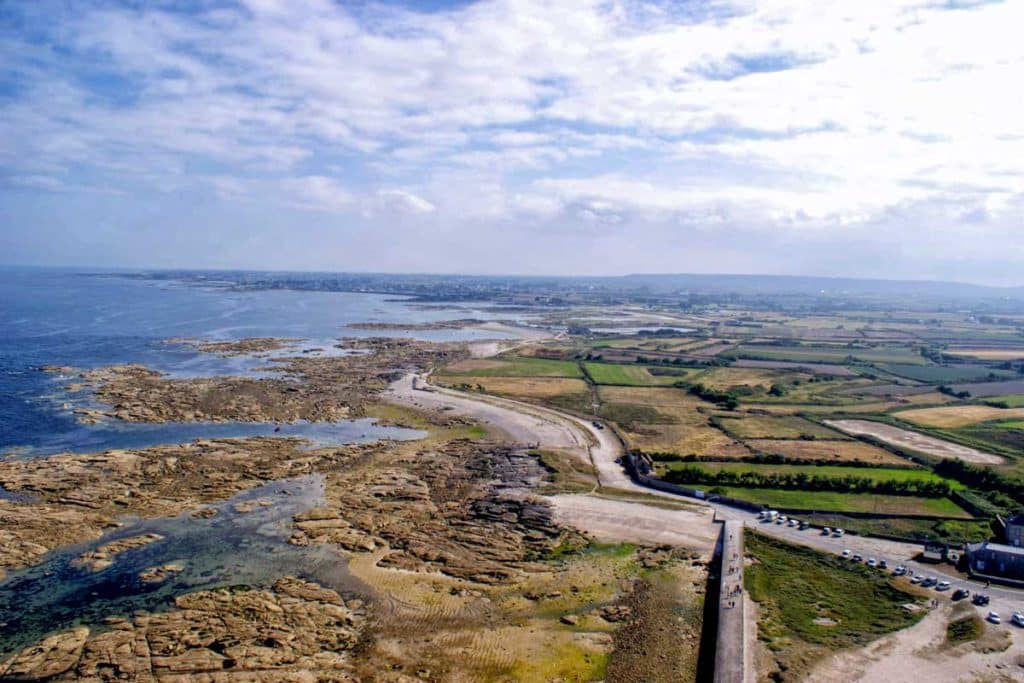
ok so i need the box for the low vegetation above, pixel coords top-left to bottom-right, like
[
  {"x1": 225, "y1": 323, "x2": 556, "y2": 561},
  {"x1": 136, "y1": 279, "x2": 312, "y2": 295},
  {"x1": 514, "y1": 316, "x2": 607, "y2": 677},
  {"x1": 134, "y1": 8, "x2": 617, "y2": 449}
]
[
  {"x1": 745, "y1": 532, "x2": 924, "y2": 681},
  {"x1": 947, "y1": 614, "x2": 984, "y2": 645}
]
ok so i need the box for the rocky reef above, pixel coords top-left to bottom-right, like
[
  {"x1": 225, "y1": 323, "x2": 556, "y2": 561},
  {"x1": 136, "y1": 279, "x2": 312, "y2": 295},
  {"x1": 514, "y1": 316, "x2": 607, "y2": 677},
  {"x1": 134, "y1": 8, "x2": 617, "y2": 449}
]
[{"x1": 0, "y1": 577, "x2": 366, "y2": 681}]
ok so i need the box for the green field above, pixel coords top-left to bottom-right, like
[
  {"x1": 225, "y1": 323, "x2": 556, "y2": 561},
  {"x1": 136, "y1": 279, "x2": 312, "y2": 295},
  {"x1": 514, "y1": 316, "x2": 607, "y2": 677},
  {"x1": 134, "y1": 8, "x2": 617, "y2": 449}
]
[
  {"x1": 745, "y1": 532, "x2": 924, "y2": 677},
  {"x1": 583, "y1": 362, "x2": 687, "y2": 386},
  {"x1": 732, "y1": 344, "x2": 927, "y2": 365},
  {"x1": 983, "y1": 394, "x2": 1024, "y2": 408},
  {"x1": 660, "y1": 462, "x2": 963, "y2": 488},
  {"x1": 694, "y1": 486, "x2": 971, "y2": 516},
  {"x1": 443, "y1": 356, "x2": 583, "y2": 378},
  {"x1": 881, "y1": 364, "x2": 1015, "y2": 383},
  {"x1": 994, "y1": 420, "x2": 1024, "y2": 429},
  {"x1": 799, "y1": 515, "x2": 993, "y2": 544}
]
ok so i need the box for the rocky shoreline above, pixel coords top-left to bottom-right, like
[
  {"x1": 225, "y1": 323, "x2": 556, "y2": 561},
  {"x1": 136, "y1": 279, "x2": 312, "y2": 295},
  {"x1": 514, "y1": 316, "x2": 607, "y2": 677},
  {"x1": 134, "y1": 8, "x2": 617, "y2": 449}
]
[{"x1": 51, "y1": 337, "x2": 468, "y2": 424}]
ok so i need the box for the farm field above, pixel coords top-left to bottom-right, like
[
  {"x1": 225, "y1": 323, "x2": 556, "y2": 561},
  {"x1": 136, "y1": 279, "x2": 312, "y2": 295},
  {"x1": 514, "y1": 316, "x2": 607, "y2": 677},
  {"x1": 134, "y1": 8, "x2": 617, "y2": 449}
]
[
  {"x1": 702, "y1": 486, "x2": 971, "y2": 516},
  {"x1": 729, "y1": 359, "x2": 859, "y2": 376},
  {"x1": 437, "y1": 376, "x2": 593, "y2": 414},
  {"x1": 945, "y1": 348, "x2": 1024, "y2": 360},
  {"x1": 950, "y1": 378, "x2": 1024, "y2": 397},
  {"x1": 731, "y1": 344, "x2": 927, "y2": 365},
  {"x1": 823, "y1": 419, "x2": 1004, "y2": 465},
  {"x1": 597, "y1": 385, "x2": 749, "y2": 458},
  {"x1": 995, "y1": 420, "x2": 1024, "y2": 429},
  {"x1": 892, "y1": 405, "x2": 1024, "y2": 428},
  {"x1": 879, "y1": 363, "x2": 1015, "y2": 383},
  {"x1": 742, "y1": 439, "x2": 910, "y2": 466},
  {"x1": 982, "y1": 394, "x2": 1024, "y2": 407},
  {"x1": 659, "y1": 462, "x2": 959, "y2": 488},
  {"x1": 440, "y1": 356, "x2": 583, "y2": 378},
  {"x1": 582, "y1": 362, "x2": 688, "y2": 386},
  {"x1": 713, "y1": 415, "x2": 846, "y2": 440},
  {"x1": 689, "y1": 366, "x2": 783, "y2": 390}
]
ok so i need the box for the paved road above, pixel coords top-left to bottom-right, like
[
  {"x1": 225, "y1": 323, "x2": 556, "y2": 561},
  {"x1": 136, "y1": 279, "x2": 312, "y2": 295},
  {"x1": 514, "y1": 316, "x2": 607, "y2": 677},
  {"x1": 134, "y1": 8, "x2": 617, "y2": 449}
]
[{"x1": 714, "y1": 521, "x2": 750, "y2": 683}]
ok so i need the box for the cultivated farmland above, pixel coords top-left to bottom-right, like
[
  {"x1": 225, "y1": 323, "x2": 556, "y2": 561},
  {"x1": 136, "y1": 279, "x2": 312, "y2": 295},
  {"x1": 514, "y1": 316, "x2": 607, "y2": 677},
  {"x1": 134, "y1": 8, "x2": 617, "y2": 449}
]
[
  {"x1": 892, "y1": 405, "x2": 1024, "y2": 429},
  {"x1": 583, "y1": 362, "x2": 688, "y2": 386},
  {"x1": 742, "y1": 439, "x2": 910, "y2": 466}
]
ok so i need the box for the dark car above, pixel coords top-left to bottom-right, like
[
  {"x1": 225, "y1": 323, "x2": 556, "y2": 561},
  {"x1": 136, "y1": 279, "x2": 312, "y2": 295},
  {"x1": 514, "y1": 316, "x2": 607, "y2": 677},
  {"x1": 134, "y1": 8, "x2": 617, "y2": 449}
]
[
  {"x1": 879, "y1": 560, "x2": 888, "y2": 570},
  {"x1": 972, "y1": 594, "x2": 990, "y2": 606},
  {"x1": 952, "y1": 588, "x2": 970, "y2": 601}
]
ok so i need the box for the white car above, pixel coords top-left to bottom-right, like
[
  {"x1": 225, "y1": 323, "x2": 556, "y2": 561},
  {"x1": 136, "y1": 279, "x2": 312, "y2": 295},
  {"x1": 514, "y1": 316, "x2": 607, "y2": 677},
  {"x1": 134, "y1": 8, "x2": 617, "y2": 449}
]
[
  {"x1": 832, "y1": 528, "x2": 844, "y2": 537},
  {"x1": 841, "y1": 549, "x2": 851, "y2": 559},
  {"x1": 866, "y1": 558, "x2": 878, "y2": 568},
  {"x1": 910, "y1": 575, "x2": 924, "y2": 584},
  {"x1": 935, "y1": 581, "x2": 951, "y2": 591},
  {"x1": 988, "y1": 612, "x2": 1001, "y2": 624},
  {"x1": 787, "y1": 518, "x2": 798, "y2": 527},
  {"x1": 892, "y1": 565, "x2": 907, "y2": 576},
  {"x1": 1012, "y1": 613, "x2": 1024, "y2": 627}
]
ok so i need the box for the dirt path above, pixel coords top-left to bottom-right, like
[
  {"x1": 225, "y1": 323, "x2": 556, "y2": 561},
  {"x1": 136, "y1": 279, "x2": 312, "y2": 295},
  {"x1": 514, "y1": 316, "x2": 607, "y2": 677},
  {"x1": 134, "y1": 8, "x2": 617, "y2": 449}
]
[
  {"x1": 805, "y1": 601, "x2": 1024, "y2": 682},
  {"x1": 824, "y1": 419, "x2": 1004, "y2": 465},
  {"x1": 548, "y1": 494, "x2": 717, "y2": 551}
]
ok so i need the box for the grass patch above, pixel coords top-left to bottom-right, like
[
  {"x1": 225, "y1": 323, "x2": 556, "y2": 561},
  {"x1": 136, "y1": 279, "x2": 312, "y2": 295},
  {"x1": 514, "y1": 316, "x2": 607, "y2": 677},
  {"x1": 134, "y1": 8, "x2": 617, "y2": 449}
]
[
  {"x1": 745, "y1": 532, "x2": 924, "y2": 678},
  {"x1": 994, "y1": 420, "x2": 1024, "y2": 429},
  {"x1": 947, "y1": 614, "x2": 984, "y2": 644},
  {"x1": 694, "y1": 486, "x2": 972, "y2": 516},
  {"x1": 732, "y1": 344, "x2": 927, "y2": 365},
  {"x1": 441, "y1": 356, "x2": 583, "y2": 378},
  {"x1": 801, "y1": 514, "x2": 993, "y2": 543},
  {"x1": 660, "y1": 462, "x2": 959, "y2": 487},
  {"x1": 982, "y1": 394, "x2": 1024, "y2": 408},
  {"x1": 598, "y1": 401, "x2": 676, "y2": 430},
  {"x1": 881, "y1": 364, "x2": 1015, "y2": 383},
  {"x1": 583, "y1": 361, "x2": 688, "y2": 386}
]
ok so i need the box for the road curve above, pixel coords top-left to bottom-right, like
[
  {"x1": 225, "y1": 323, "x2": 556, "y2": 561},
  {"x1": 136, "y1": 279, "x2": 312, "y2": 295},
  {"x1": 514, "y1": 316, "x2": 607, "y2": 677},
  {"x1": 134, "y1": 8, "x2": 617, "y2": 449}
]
[{"x1": 385, "y1": 372, "x2": 1024, "y2": 616}]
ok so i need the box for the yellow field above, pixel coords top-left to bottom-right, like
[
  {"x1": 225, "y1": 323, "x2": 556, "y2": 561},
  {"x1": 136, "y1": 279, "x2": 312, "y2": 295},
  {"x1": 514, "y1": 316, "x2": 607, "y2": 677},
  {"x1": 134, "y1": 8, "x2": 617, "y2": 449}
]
[
  {"x1": 743, "y1": 439, "x2": 909, "y2": 465},
  {"x1": 715, "y1": 415, "x2": 845, "y2": 440},
  {"x1": 598, "y1": 386, "x2": 749, "y2": 457},
  {"x1": 691, "y1": 367, "x2": 783, "y2": 390},
  {"x1": 893, "y1": 405, "x2": 1024, "y2": 429},
  {"x1": 464, "y1": 376, "x2": 591, "y2": 399},
  {"x1": 945, "y1": 348, "x2": 1024, "y2": 360}
]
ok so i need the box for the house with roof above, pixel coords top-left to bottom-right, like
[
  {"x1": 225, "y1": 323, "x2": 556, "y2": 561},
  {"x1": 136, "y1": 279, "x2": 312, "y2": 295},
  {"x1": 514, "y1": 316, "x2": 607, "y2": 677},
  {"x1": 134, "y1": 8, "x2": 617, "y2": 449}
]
[{"x1": 966, "y1": 541, "x2": 1024, "y2": 584}]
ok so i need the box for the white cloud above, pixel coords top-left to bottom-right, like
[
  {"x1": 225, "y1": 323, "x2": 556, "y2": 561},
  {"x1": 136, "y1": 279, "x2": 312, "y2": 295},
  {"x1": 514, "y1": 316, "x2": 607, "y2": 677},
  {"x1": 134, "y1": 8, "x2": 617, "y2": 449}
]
[{"x1": 2, "y1": 0, "x2": 1024, "y2": 281}]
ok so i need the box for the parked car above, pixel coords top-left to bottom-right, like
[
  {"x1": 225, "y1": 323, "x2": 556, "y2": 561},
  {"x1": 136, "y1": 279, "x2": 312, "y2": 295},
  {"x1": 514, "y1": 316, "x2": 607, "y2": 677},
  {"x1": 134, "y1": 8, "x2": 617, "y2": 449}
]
[
  {"x1": 822, "y1": 527, "x2": 831, "y2": 535},
  {"x1": 910, "y1": 575, "x2": 924, "y2": 584},
  {"x1": 972, "y1": 594, "x2": 990, "y2": 606},
  {"x1": 591, "y1": 421, "x2": 604, "y2": 430},
  {"x1": 921, "y1": 577, "x2": 938, "y2": 588},
  {"x1": 852, "y1": 553, "x2": 863, "y2": 562},
  {"x1": 841, "y1": 549, "x2": 851, "y2": 559},
  {"x1": 892, "y1": 565, "x2": 907, "y2": 576},
  {"x1": 952, "y1": 588, "x2": 970, "y2": 601},
  {"x1": 879, "y1": 560, "x2": 888, "y2": 570},
  {"x1": 799, "y1": 521, "x2": 809, "y2": 530},
  {"x1": 935, "y1": 580, "x2": 951, "y2": 591},
  {"x1": 866, "y1": 558, "x2": 878, "y2": 568},
  {"x1": 832, "y1": 528, "x2": 844, "y2": 537},
  {"x1": 987, "y1": 611, "x2": 1001, "y2": 624},
  {"x1": 787, "y1": 518, "x2": 798, "y2": 527},
  {"x1": 1012, "y1": 612, "x2": 1024, "y2": 627}
]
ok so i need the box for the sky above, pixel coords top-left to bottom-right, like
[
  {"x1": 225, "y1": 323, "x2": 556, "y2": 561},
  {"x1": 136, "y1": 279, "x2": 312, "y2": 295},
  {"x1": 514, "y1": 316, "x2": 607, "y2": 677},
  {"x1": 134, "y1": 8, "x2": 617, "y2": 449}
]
[{"x1": 1, "y1": 0, "x2": 1023, "y2": 283}]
